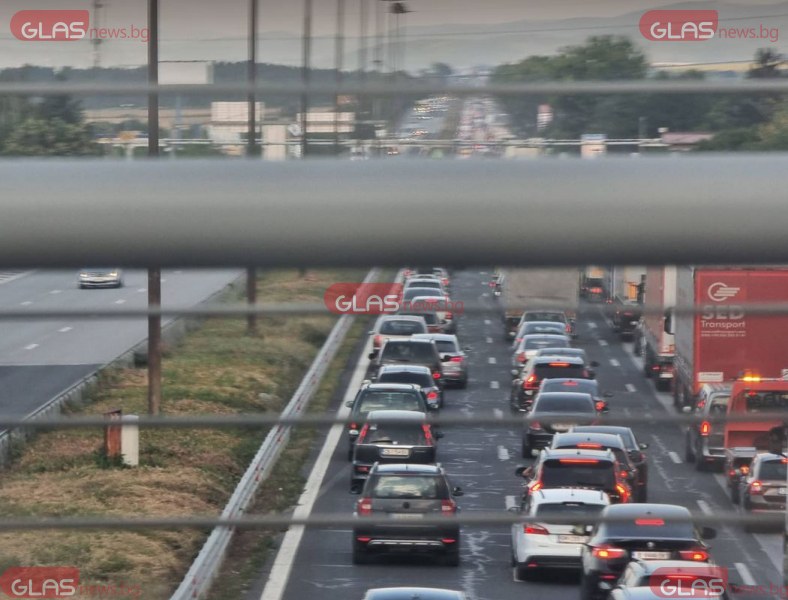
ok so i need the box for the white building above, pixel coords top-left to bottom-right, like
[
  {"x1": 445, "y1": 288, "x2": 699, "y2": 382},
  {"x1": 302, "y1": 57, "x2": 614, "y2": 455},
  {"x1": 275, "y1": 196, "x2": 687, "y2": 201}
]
[{"x1": 207, "y1": 102, "x2": 265, "y2": 145}]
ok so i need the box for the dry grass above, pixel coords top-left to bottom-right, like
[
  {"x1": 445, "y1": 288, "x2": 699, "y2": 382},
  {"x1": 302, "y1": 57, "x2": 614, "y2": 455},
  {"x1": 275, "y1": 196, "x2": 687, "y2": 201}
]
[{"x1": 0, "y1": 268, "x2": 365, "y2": 599}]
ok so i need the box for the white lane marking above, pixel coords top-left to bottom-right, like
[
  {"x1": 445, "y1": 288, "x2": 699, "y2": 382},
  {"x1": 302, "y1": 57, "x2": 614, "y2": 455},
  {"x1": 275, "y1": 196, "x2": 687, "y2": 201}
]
[
  {"x1": 20, "y1": 301, "x2": 32, "y2": 306},
  {"x1": 497, "y1": 445, "x2": 510, "y2": 461},
  {"x1": 0, "y1": 270, "x2": 33, "y2": 285},
  {"x1": 505, "y1": 495, "x2": 518, "y2": 511},
  {"x1": 625, "y1": 383, "x2": 637, "y2": 393},
  {"x1": 668, "y1": 452, "x2": 682, "y2": 464},
  {"x1": 598, "y1": 339, "x2": 609, "y2": 347},
  {"x1": 735, "y1": 562, "x2": 757, "y2": 586},
  {"x1": 137, "y1": 288, "x2": 147, "y2": 293},
  {"x1": 493, "y1": 409, "x2": 504, "y2": 419},
  {"x1": 114, "y1": 299, "x2": 126, "y2": 305},
  {"x1": 696, "y1": 500, "x2": 712, "y2": 515},
  {"x1": 610, "y1": 358, "x2": 621, "y2": 367},
  {"x1": 49, "y1": 289, "x2": 62, "y2": 295},
  {"x1": 488, "y1": 357, "x2": 497, "y2": 365},
  {"x1": 58, "y1": 327, "x2": 72, "y2": 333},
  {"x1": 486, "y1": 336, "x2": 493, "y2": 344},
  {"x1": 484, "y1": 319, "x2": 491, "y2": 325},
  {"x1": 490, "y1": 381, "x2": 500, "y2": 390},
  {"x1": 24, "y1": 343, "x2": 38, "y2": 350},
  {"x1": 259, "y1": 333, "x2": 370, "y2": 600},
  {"x1": 588, "y1": 322, "x2": 597, "y2": 329}
]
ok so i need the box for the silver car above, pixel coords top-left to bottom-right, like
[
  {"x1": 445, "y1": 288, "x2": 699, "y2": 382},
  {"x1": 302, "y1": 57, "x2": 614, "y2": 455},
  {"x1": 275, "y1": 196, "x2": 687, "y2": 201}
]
[{"x1": 77, "y1": 268, "x2": 124, "y2": 288}]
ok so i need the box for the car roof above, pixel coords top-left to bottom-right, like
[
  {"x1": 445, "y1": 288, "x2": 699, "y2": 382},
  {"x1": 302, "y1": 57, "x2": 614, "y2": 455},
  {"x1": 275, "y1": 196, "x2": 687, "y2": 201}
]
[
  {"x1": 601, "y1": 503, "x2": 692, "y2": 518},
  {"x1": 366, "y1": 410, "x2": 427, "y2": 421},
  {"x1": 533, "y1": 355, "x2": 585, "y2": 366},
  {"x1": 523, "y1": 321, "x2": 567, "y2": 328},
  {"x1": 611, "y1": 589, "x2": 717, "y2": 600},
  {"x1": 542, "y1": 378, "x2": 597, "y2": 387},
  {"x1": 373, "y1": 463, "x2": 442, "y2": 474},
  {"x1": 411, "y1": 333, "x2": 459, "y2": 343},
  {"x1": 378, "y1": 315, "x2": 427, "y2": 323},
  {"x1": 362, "y1": 383, "x2": 421, "y2": 391},
  {"x1": 552, "y1": 433, "x2": 625, "y2": 449},
  {"x1": 378, "y1": 364, "x2": 432, "y2": 374},
  {"x1": 536, "y1": 347, "x2": 585, "y2": 356},
  {"x1": 364, "y1": 588, "x2": 465, "y2": 600},
  {"x1": 572, "y1": 425, "x2": 635, "y2": 440},
  {"x1": 532, "y1": 488, "x2": 611, "y2": 504},
  {"x1": 534, "y1": 392, "x2": 594, "y2": 403},
  {"x1": 754, "y1": 452, "x2": 787, "y2": 462},
  {"x1": 381, "y1": 338, "x2": 435, "y2": 346},
  {"x1": 541, "y1": 448, "x2": 614, "y2": 461}
]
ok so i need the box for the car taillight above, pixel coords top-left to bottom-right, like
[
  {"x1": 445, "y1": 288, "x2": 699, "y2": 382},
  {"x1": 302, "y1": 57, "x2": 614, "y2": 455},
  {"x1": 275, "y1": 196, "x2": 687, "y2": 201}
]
[
  {"x1": 529, "y1": 481, "x2": 543, "y2": 493},
  {"x1": 349, "y1": 422, "x2": 358, "y2": 432},
  {"x1": 357, "y1": 498, "x2": 373, "y2": 515},
  {"x1": 422, "y1": 424, "x2": 433, "y2": 443},
  {"x1": 529, "y1": 421, "x2": 542, "y2": 431},
  {"x1": 427, "y1": 391, "x2": 438, "y2": 401},
  {"x1": 442, "y1": 278, "x2": 448, "y2": 286},
  {"x1": 679, "y1": 549, "x2": 710, "y2": 562},
  {"x1": 620, "y1": 470, "x2": 628, "y2": 479},
  {"x1": 373, "y1": 335, "x2": 383, "y2": 348},
  {"x1": 450, "y1": 356, "x2": 463, "y2": 363},
  {"x1": 590, "y1": 287, "x2": 602, "y2": 293},
  {"x1": 750, "y1": 480, "x2": 763, "y2": 494},
  {"x1": 524, "y1": 524, "x2": 549, "y2": 535},
  {"x1": 591, "y1": 545, "x2": 626, "y2": 559},
  {"x1": 441, "y1": 499, "x2": 457, "y2": 514},
  {"x1": 432, "y1": 371, "x2": 441, "y2": 380},
  {"x1": 517, "y1": 352, "x2": 527, "y2": 363},
  {"x1": 445, "y1": 312, "x2": 453, "y2": 320},
  {"x1": 355, "y1": 465, "x2": 370, "y2": 473},
  {"x1": 595, "y1": 401, "x2": 606, "y2": 412},
  {"x1": 577, "y1": 443, "x2": 602, "y2": 449},
  {"x1": 740, "y1": 465, "x2": 750, "y2": 475},
  {"x1": 523, "y1": 375, "x2": 538, "y2": 389},
  {"x1": 615, "y1": 483, "x2": 629, "y2": 502},
  {"x1": 566, "y1": 324, "x2": 571, "y2": 333},
  {"x1": 700, "y1": 421, "x2": 711, "y2": 436},
  {"x1": 357, "y1": 423, "x2": 369, "y2": 442}
]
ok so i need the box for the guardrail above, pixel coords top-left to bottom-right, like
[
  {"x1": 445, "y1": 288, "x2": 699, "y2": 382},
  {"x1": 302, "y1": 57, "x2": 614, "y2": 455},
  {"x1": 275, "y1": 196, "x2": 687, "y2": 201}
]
[{"x1": 170, "y1": 267, "x2": 380, "y2": 600}]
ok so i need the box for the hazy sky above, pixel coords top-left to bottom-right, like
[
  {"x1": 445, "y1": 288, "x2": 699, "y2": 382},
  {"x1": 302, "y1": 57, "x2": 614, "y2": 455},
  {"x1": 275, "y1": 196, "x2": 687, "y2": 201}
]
[{"x1": 0, "y1": 0, "x2": 785, "y2": 69}]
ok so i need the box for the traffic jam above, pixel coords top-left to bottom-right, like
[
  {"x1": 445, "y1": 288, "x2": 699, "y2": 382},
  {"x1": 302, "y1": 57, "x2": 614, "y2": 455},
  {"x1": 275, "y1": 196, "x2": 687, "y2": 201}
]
[{"x1": 276, "y1": 267, "x2": 786, "y2": 600}]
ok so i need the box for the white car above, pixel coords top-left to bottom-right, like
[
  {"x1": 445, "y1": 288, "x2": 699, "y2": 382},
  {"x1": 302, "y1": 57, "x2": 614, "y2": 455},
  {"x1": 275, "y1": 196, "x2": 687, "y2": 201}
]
[
  {"x1": 511, "y1": 333, "x2": 572, "y2": 368},
  {"x1": 510, "y1": 488, "x2": 610, "y2": 580},
  {"x1": 369, "y1": 315, "x2": 429, "y2": 356},
  {"x1": 77, "y1": 268, "x2": 123, "y2": 289}
]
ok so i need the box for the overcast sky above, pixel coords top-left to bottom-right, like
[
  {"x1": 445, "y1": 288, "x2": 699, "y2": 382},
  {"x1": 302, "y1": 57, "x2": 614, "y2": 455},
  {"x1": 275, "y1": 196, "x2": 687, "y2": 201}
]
[{"x1": 0, "y1": 0, "x2": 785, "y2": 69}]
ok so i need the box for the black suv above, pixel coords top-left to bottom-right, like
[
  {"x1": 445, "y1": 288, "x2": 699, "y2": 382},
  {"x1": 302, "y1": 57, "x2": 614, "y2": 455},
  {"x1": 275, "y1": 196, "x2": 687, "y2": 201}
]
[
  {"x1": 580, "y1": 504, "x2": 716, "y2": 600},
  {"x1": 370, "y1": 339, "x2": 445, "y2": 386},
  {"x1": 374, "y1": 364, "x2": 443, "y2": 409},
  {"x1": 609, "y1": 297, "x2": 642, "y2": 340},
  {"x1": 511, "y1": 356, "x2": 594, "y2": 413},
  {"x1": 345, "y1": 383, "x2": 430, "y2": 460},
  {"x1": 522, "y1": 392, "x2": 600, "y2": 457},
  {"x1": 351, "y1": 463, "x2": 463, "y2": 565}
]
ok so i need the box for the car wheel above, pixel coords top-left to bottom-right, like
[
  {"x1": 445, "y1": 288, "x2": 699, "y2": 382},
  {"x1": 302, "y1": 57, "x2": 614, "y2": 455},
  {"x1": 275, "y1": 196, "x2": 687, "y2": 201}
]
[
  {"x1": 347, "y1": 445, "x2": 354, "y2": 461},
  {"x1": 521, "y1": 438, "x2": 531, "y2": 458},
  {"x1": 685, "y1": 434, "x2": 696, "y2": 463},
  {"x1": 352, "y1": 545, "x2": 372, "y2": 565},
  {"x1": 579, "y1": 574, "x2": 597, "y2": 600},
  {"x1": 515, "y1": 562, "x2": 532, "y2": 581},
  {"x1": 458, "y1": 377, "x2": 468, "y2": 389},
  {"x1": 731, "y1": 484, "x2": 740, "y2": 505}
]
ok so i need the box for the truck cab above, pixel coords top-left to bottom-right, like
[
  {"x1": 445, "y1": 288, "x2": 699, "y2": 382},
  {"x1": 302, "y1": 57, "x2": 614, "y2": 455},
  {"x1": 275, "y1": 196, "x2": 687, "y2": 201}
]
[{"x1": 723, "y1": 377, "x2": 788, "y2": 454}]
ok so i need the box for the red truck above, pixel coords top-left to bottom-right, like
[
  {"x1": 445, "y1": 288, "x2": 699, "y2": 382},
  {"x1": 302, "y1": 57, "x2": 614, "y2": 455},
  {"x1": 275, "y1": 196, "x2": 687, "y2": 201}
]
[
  {"x1": 640, "y1": 266, "x2": 675, "y2": 391},
  {"x1": 670, "y1": 267, "x2": 788, "y2": 411},
  {"x1": 723, "y1": 377, "x2": 788, "y2": 451}
]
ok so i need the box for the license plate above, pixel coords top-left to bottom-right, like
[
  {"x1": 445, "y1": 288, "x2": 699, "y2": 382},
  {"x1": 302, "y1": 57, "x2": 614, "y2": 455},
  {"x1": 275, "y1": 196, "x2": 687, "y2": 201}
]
[
  {"x1": 557, "y1": 535, "x2": 586, "y2": 544},
  {"x1": 633, "y1": 551, "x2": 672, "y2": 560},
  {"x1": 553, "y1": 423, "x2": 572, "y2": 431},
  {"x1": 381, "y1": 448, "x2": 411, "y2": 457},
  {"x1": 390, "y1": 513, "x2": 423, "y2": 519},
  {"x1": 779, "y1": 488, "x2": 787, "y2": 495},
  {"x1": 659, "y1": 373, "x2": 674, "y2": 379}
]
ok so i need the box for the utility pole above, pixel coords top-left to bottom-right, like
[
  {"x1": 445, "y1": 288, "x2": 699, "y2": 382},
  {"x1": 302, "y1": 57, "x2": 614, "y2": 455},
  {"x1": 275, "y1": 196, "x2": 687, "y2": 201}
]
[
  {"x1": 91, "y1": 0, "x2": 104, "y2": 69},
  {"x1": 301, "y1": 0, "x2": 313, "y2": 158},
  {"x1": 147, "y1": 0, "x2": 161, "y2": 416},
  {"x1": 246, "y1": 0, "x2": 258, "y2": 335},
  {"x1": 359, "y1": 0, "x2": 367, "y2": 79},
  {"x1": 334, "y1": 0, "x2": 345, "y2": 154}
]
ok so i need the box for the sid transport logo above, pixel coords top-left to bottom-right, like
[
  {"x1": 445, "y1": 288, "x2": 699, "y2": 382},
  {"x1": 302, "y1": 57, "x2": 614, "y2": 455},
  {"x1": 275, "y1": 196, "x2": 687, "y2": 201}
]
[
  {"x1": 707, "y1": 282, "x2": 741, "y2": 302},
  {"x1": 639, "y1": 10, "x2": 718, "y2": 41}
]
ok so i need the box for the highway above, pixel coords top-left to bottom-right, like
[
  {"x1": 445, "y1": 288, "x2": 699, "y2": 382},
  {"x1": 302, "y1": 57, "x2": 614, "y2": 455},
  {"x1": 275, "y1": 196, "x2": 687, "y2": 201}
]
[
  {"x1": 259, "y1": 269, "x2": 782, "y2": 600},
  {"x1": 0, "y1": 268, "x2": 242, "y2": 421}
]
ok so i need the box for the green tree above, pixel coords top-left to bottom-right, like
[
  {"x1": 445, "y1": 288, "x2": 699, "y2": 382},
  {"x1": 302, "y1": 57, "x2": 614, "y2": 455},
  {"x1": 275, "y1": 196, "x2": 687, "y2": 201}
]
[{"x1": 2, "y1": 117, "x2": 100, "y2": 156}]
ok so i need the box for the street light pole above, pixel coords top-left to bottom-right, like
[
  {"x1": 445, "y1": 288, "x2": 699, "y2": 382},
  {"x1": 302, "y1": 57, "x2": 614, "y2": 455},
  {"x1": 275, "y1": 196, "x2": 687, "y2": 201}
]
[
  {"x1": 301, "y1": 0, "x2": 312, "y2": 158},
  {"x1": 359, "y1": 0, "x2": 367, "y2": 79},
  {"x1": 334, "y1": 0, "x2": 345, "y2": 154},
  {"x1": 246, "y1": 0, "x2": 258, "y2": 335}
]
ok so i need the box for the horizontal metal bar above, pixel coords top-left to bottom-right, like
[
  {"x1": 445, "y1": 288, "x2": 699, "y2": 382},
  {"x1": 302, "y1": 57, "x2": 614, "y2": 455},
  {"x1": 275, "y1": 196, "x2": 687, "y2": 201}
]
[
  {"x1": 1, "y1": 413, "x2": 786, "y2": 429},
  {"x1": 3, "y1": 157, "x2": 788, "y2": 268},
  {"x1": 0, "y1": 511, "x2": 776, "y2": 531}
]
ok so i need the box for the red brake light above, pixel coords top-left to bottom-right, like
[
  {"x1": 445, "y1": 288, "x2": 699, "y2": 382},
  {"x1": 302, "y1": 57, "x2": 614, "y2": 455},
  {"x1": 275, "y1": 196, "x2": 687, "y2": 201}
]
[
  {"x1": 635, "y1": 518, "x2": 664, "y2": 526},
  {"x1": 620, "y1": 470, "x2": 628, "y2": 478},
  {"x1": 529, "y1": 421, "x2": 542, "y2": 431},
  {"x1": 566, "y1": 324, "x2": 571, "y2": 333},
  {"x1": 679, "y1": 549, "x2": 710, "y2": 562},
  {"x1": 357, "y1": 423, "x2": 369, "y2": 442},
  {"x1": 740, "y1": 465, "x2": 750, "y2": 475},
  {"x1": 524, "y1": 524, "x2": 549, "y2": 535},
  {"x1": 432, "y1": 371, "x2": 441, "y2": 380},
  {"x1": 559, "y1": 459, "x2": 600, "y2": 464},
  {"x1": 445, "y1": 312, "x2": 453, "y2": 320},
  {"x1": 577, "y1": 443, "x2": 603, "y2": 449},
  {"x1": 750, "y1": 480, "x2": 763, "y2": 494},
  {"x1": 427, "y1": 391, "x2": 439, "y2": 402},
  {"x1": 355, "y1": 465, "x2": 370, "y2": 473},
  {"x1": 524, "y1": 374, "x2": 538, "y2": 389},
  {"x1": 591, "y1": 546, "x2": 626, "y2": 559},
  {"x1": 616, "y1": 484, "x2": 630, "y2": 502},
  {"x1": 595, "y1": 401, "x2": 606, "y2": 412},
  {"x1": 441, "y1": 499, "x2": 457, "y2": 514},
  {"x1": 700, "y1": 421, "x2": 711, "y2": 436},
  {"x1": 590, "y1": 287, "x2": 601, "y2": 293},
  {"x1": 349, "y1": 422, "x2": 358, "y2": 431},
  {"x1": 357, "y1": 498, "x2": 373, "y2": 515},
  {"x1": 529, "y1": 481, "x2": 543, "y2": 492},
  {"x1": 422, "y1": 424, "x2": 433, "y2": 443},
  {"x1": 450, "y1": 356, "x2": 463, "y2": 362},
  {"x1": 563, "y1": 381, "x2": 579, "y2": 386},
  {"x1": 517, "y1": 352, "x2": 527, "y2": 363},
  {"x1": 549, "y1": 362, "x2": 570, "y2": 367},
  {"x1": 373, "y1": 335, "x2": 383, "y2": 347}
]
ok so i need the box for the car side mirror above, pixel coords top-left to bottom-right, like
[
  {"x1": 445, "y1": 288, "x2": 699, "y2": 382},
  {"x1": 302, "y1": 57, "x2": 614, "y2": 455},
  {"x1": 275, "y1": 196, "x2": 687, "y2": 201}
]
[
  {"x1": 463, "y1": 346, "x2": 472, "y2": 352},
  {"x1": 368, "y1": 352, "x2": 376, "y2": 360},
  {"x1": 682, "y1": 406, "x2": 692, "y2": 414},
  {"x1": 590, "y1": 361, "x2": 600, "y2": 368},
  {"x1": 350, "y1": 485, "x2": 362, "y2": 495},
  {"x1": 452, "y1": 486, "x2": 464, "y2": 497},
  {"x1": 639, "y1": 443, "x2": 649, "y2": 450},
  {"x1": 345, "y1": 400, "x2": 354, "y2": 408},
  {"x1": 701, "y1": 526, "x2": 717, "y2": 540},
  {"x1": 588, "y1": 370, "x2": 596, "y2": 380},
  {"x1": 514, "y1": 466, "x2": 529, "y2": 477},
  {"x1": 603, "y1": 391, "x2": 614, "y2": 398},
  {"x1": 368, "y1": 330, "x2": 375, "y2": 335},
  {"x1": 511, "y1": 369, "x2": 520, "y2": 377},
  {"x1": 435, "y1": 430, "x2": 444, "y2": 439}
]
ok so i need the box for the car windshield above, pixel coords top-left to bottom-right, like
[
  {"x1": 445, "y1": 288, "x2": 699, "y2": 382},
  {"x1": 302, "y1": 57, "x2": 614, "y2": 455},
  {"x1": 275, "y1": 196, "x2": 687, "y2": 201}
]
[
  {"x1": 381, "y1": 342, "x2": 437, "y2": 363},
  {"x1": 357, "y1": 392, "x2": 423, "y2": 414},
  {"x1": 525, "y1": 312, "x2": 565, "y2": 323},
  {"x1": 744, "y1": 392, "x2": 788, "y2": 412},
  {"x1": 377, "y1": 371, "x2": 433, "y2": 388},
  {"x1": 434, "y1": 340, "x2": 458, "y2": 353},
  {"x1": 541, "y1": 461, "x2": 615, "y2": 488},
  {"x1": 363, "y1": 424, "x2": 427, "y2": 445},
  {"x1": 758, "y1": 460, "x2": 787, "y2": 480},
  {"x1": 379, "y1": 320, "x2": 426, "y2": 335},
  {"x1": 535, "y1": 502, "x2": 605, "y2": 519},
  {"x1": 575, "y1": 428, "x2": 637, "y2": 451},
  {"x1": 370, "y1": 475, "x2": 442, "y2": 499},
  {"x1": 535, "y1": 396, "x2": 594, "y2": 412}
]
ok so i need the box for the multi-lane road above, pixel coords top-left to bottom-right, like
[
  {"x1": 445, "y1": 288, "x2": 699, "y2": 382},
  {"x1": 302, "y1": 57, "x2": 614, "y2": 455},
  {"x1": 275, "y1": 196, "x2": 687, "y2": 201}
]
[
  {"x1": 259, "y1": 269, "x2": 782, "y2": 600},
  {"x1": 0, "y1": 268, "x2": 241, "y2": 422}
]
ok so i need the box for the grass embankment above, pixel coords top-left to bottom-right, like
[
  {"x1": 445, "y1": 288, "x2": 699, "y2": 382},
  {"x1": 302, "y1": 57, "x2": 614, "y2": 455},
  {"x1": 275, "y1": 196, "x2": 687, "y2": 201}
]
[{"x1": 0, "y1": 269, "x2": 367, "y2": 599}]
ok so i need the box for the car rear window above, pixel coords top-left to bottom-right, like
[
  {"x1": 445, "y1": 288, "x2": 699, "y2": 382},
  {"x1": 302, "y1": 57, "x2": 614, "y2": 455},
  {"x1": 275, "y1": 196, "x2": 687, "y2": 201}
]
[
  {"x1": 369, "y1": 475, "x2": 444, "y2": 499},
  {"x1": 403, "y1": 288, "x2": 440, "y2": 302},
  {"x1": 380, "y1": 342, "x2": 438, "y2": 362},
  {"x1": 525, "y1": 312, "x2": 566, "y2": 323},
  {"x1": 434, "y1": 340, "x2": 458, "y2": 353},
  {"x1": 542, "y1": 460, "x2": 616, "y2": 489},
  {"x1": 524, "y1": 323, "x2": 566, "y2": 335},
  {"x1": 535, "y1": 502, "x2": 606, "y2": 519},
  {"x1": 362, "y1": 424, "x2": 427, "y2": 445},
  {"x1": 758, "y1": 459, "x2": 787, "y2": 480},
  {"x1": 535, "y1": 365, "x2": 587, "y2": 380},
  {"x1": 603, "y1": 518, "x2": 696, "y2": 539},
  {"x1": 399, "y1": 311, "x2": 439, "y2": 325},
  {"x1": 525, "y1": 338, "x2": 570, "y2": 351},
  {"x1": 377, "y1": 371, "x2": 433, "y2": 388},
  {"x1": 535, "y1": 396, "x2": 594, "y2": 413},
  {"x1": 542, "y1": 380, "x2": 597, "y2": 395},
  {"x1": 379, "y1": 320, "x2": 426, "y2": 335},
  {"x1": 357, "y1": 392, "x2": 423, "y2": 414}
]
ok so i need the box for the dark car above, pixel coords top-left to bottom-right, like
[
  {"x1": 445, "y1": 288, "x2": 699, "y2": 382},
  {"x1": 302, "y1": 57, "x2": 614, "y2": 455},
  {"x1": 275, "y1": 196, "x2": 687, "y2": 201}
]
[
  {"x1": 370, "y1": 339, "x2": 445, "y2": 386},
  {"x1": 572, "y1": 426, "x2": 650, "y2": 502},
  {"x1": 736, "y1": 452, "x2": 787, "y2": 528},
  {"x1": 580, "y1": 504, "x2": 716, "y2": 600},
  {"x1": 513, "y1": 321, "x2": 569, "y2": 345},
  {"x1": 362, "y1": 588, "x2": 466, "y2": 600},
  {"x1": 511, "y1": 356, "x2": 594, "y2": 413},
  {"x1": 516, "y1": 448, "x2": 632, "y2": 505},
  {"x1": 540, "y1": 379, "x2": 613, "y2": 413},
  {"x1": 375, "y1": 364, "x2": 443, "y2": 409},
  {"x1": 351, "y1": 410, "x2": 440, "y2": 490},
  {"x1": 345, "y1": 383, "x2": 431, "y2": 460},
  {"x1": 522, "y1": 392, "x2": 599, "y2": 456},
  {"x1": 724, "y1": 447, "x2": 757, "y2": 504},
  {"x1": 411, "y1": 333, "x2": 468, "y2": 388},
  {"x1": 684, "y1": 384, "x2": 731, "y2": 471},
  {"x1": 551, "y1": 433, "x2": 639, "y2": 500},
  {"x1": 351, "y1": 463, "x2": 464, "y2": 566},
  {"x1": 609, "y1": 297, "x2": 642, "y2": 340}
]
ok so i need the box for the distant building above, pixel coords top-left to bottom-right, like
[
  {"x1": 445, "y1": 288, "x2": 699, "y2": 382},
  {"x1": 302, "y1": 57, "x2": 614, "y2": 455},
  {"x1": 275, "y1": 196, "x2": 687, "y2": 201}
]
[
  {"x1": 207, "y1": 101, "x2": 265, "y2": 145},
  {"x1": 295, "y1": 109, "x2": 356, "y2": 134},
  {"x1": 661, "y1": 131, "x2": 715, "y2": 151}
]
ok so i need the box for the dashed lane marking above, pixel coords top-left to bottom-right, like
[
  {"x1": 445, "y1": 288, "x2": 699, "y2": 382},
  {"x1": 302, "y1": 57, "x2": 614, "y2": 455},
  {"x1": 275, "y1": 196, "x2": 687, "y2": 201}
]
[
  {"x1": 625, "y1": 383, "x2": 637, "y2": 392},
  {"x1": 20, "y1": 301, "x2": 32, "y2": 306},
  {"x1": 488, "y1": 357, "x2": 497, "y2": 364},
  {"x1": 58, "y1": 327, "x2": 72, "y2": 333},
  {"x1": 668, "y1": 452, "x2": 682, "y2": 464},
  {"x1": 493, "y1": 409, "x2": 504, "y2": 419},
  {"x1": 505, "y1": 495, "x2": 518, "y2": 511},
  {"x1": 598, "y1": 339, "x2": 609, "y2": 347},
  {"x1": 497, "y1": 445, "x2": 510, "y2": 461},
  {"x1": 490, "y1": 381, "x2": 500, "y2": 390},
  {"x1": 696, "y1": 500, "x2": 712, "y2": 515},
  {"x1": 735, "y1": 562, "x2": 757, "y2": 586},
  {"x1": 486, "y1": 337, "x2": 493, "y2": 344},
  {"x1": 484, "y1": 319, "x2": 491, "y2": 325},
  {"x1": 610, "y1": 358, "x2": 621, "y2": 367},
  {"x1": 24, "y1": 343, "x2": 38, "y2": 350}
]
